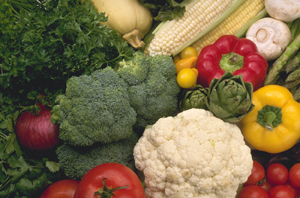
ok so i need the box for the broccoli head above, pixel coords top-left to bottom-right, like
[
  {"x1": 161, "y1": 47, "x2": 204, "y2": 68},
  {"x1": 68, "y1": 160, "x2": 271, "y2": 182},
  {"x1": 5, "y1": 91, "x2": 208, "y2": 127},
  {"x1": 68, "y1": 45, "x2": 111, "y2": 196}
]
[
  {"x1": 56, "y1": 132, "x2": 139, "y2": 180},
  {"x1": 116, "y1": 51, "x2": 180, "y2": 133},
  {"x1": 51, "y1": 67, "x2": 137, "y2": 146}
]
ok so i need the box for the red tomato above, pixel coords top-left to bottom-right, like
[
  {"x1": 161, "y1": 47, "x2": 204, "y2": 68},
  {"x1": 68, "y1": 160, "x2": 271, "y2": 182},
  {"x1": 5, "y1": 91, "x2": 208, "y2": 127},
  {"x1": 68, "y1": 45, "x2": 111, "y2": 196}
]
[
  {"x1": 284, "y1": 180, "x2": 300, "y2": 197},
  {"x1": 268, "y1": 185, "x2": 294, "y2": 198},
  {"x1": 289, "y1": 163, "x2": 300, "y2": 188},
  {"x1": 238, "y1": 185, "x2": 269, "y2": 198},
  {"x1": 259, "y1": 179, "x2": 273, "y2": 192},
  {"x1": 73, "y1": 163, "x2": 145, "y2": 198},
  {"x1": 39, "y1": 179, "x2": 80, "y2": 198},
  {"x1": 244, "y1": 160, "x2": 265, "y2": 186},
  {"x1": 267, "y1": 163, "x2": 289, "y2": 185}
]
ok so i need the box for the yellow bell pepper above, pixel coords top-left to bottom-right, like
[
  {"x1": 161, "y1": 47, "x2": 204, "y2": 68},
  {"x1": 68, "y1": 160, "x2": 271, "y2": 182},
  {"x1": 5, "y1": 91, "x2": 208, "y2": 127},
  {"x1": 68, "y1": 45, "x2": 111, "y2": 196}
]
[{"x1": 241, "y1": 85, "x2": 300, "y2": 153}]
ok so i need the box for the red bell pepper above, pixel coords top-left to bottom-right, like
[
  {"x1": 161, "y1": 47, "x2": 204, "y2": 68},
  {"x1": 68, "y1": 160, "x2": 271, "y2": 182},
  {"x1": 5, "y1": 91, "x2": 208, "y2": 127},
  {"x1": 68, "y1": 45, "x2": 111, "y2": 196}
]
[{"x1": 196, "y1": 35, "x2": 268, "y2": 91}]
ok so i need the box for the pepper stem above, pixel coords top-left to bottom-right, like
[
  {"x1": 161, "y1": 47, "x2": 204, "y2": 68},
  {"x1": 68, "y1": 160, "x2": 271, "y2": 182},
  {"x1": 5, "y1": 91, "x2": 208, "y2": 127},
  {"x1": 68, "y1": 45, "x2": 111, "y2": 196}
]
[
  {"x1": 220, "y1": 52, "x2": 244, "y2": 73},
  {"x1": 264, "y1": 111, "x2": 277, "y2": 131},
  {"x1": 257, "y1": 105, "x2": 282, "y2": 131},
  {"x1": 94, "y1": 178, "x2": 129, "y2": 198}
]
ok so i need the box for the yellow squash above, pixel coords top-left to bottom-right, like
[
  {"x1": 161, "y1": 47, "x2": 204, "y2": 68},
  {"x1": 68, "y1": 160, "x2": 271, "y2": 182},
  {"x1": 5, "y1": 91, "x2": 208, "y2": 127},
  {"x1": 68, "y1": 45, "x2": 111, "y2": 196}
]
[
  {"x1": 90, "y1": 0, "x2": 153, "y2": 48},
  {"x1": 241, "y1": 85, "x2": 300, "y2": 153}
]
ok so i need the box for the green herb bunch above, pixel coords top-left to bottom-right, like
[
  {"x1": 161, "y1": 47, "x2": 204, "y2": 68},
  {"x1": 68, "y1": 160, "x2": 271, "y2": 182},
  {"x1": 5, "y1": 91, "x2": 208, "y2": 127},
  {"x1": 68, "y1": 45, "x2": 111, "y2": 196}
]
[
  {"x1": 0, "y1": 0, "x2": 134, "y2": 110},
  {"x1": 0, "y1": 0, "x2": 135, "y2": 196}
]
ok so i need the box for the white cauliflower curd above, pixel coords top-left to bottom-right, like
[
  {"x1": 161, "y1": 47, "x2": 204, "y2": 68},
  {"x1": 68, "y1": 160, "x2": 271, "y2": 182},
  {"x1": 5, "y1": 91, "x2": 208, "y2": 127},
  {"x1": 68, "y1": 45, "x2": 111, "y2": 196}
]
[{"x1": 134, "y1": 108, "x2": 253, "y2": 198}]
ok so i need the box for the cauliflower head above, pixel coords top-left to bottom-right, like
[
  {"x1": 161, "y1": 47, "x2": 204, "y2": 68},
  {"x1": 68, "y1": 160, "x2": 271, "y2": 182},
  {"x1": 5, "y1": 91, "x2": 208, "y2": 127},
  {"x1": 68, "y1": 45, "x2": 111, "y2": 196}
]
[{"x1": 133, "y1": 108, "x2": 253, "y2": 198}]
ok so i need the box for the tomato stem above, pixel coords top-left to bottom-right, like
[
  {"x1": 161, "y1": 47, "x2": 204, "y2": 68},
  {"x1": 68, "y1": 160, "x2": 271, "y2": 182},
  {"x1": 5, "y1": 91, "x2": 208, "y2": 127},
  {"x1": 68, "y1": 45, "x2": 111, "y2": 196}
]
[{"x1": 94, "y1": 178, "x2": 129, "y2": 198}]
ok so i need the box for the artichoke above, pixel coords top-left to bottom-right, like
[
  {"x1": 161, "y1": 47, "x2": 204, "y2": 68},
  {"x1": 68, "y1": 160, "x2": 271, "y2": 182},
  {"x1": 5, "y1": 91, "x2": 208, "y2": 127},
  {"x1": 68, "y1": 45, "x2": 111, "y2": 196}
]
[
  {"x1": 179, "y1": 85, "x2": 208, "y2": 111},
  {"x1": 206, "y1": 72, "x2": 254, "y2": 122}
]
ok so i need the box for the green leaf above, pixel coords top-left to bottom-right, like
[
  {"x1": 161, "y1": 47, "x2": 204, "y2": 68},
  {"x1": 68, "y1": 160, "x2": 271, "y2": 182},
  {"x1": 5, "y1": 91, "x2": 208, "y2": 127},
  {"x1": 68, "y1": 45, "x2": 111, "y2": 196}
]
[
  {"x1": 12, "y1": 111, "x2": 20, "y2": 123},
  {"x1": 5, "y1": 133, "x2": 21, "y2": 155},
  {"x1": 0, "y1": 166, "x2": 7, "y2": 183},
  {"x1": 0, "y1": 121, "x2": 7, "y2": 129},
  {"x1": 4, "y1": 118, "x2": 13, "y2": 132},
  {"x1": 0, "y1": 183, "x2": 16, "y2": 197},
  {"x1": 46, "y1": 161, "x2": 60, "y2": 173},
  {"x1": 8, "y1": 156, "x2": 29, "y2": 170},
  {"x1": 7, "y1": 156, "x2": 30, "y2": 180},
  {"x1": 16, "y1": 173, "x2": 48, "y2": 196},
  {"x1": 138, "y1": 0, "x2": 187, "y2": 21},
  {"x1": 0, "y1": 140, "x2": 10, "y2": 160},
  {"x1": 0, "y1": 113, "x2": 5, "y2": 120}
]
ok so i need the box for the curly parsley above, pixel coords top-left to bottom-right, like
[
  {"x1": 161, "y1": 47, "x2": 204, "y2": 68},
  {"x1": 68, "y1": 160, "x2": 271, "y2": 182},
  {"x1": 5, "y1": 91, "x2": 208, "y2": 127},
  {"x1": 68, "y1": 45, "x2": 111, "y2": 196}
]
[{"x1": 1, "y1": 0, "x2": 135, "y2": 109}]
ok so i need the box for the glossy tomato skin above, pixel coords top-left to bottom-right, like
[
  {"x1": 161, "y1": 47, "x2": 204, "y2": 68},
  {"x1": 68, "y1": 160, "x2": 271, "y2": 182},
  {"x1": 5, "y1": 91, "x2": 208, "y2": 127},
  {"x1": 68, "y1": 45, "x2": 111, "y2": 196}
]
[
  {"x1": 238, "y1": 185, "x2": 269, "y2": 198},
  {"x1": 39, "y1": 179, "x2": 80, "y2": 198},
  {"x1": 284, "y1": 180, "x2": 300, "y2": 197},
  {"x1": 268, "y1": 185, "x2": 294, "y2": 198},
  {"x1": 267, "y1": 163, "x2": 289, "y2": 186},
  {"x1": 73, "y1": 163, "x2": 146, "y2": 198},
  {"x1": 244, "y1": 160, "x2": 265, "y2": 186},
  {"x1": 289, "y1": 163, "x2": 300, "y2": 188}
]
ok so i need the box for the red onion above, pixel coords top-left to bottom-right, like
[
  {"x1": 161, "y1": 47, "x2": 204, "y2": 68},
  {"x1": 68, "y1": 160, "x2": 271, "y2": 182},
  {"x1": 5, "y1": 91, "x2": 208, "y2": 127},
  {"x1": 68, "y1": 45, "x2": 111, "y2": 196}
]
[{"x1": 15, "y1": 103, "x2": 59, "y2": 150}]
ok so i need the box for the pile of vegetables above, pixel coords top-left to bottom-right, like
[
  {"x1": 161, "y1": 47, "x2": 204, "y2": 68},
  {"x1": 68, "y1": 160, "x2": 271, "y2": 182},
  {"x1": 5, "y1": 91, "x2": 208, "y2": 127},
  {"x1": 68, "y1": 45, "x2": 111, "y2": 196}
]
[
  {"x1": 3, "y1": 0, "x2": 300, "y2": 197},
  {"x1": 0, "y1": 0, "x2": 136, "y2": 196}
]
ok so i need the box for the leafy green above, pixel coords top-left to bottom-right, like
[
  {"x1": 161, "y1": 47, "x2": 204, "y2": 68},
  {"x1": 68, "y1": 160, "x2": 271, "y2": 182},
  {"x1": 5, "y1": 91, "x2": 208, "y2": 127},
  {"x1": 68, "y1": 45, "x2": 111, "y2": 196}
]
[
  {"x1": 0, "y1": 0, "x2": 133, "y2": 196},
  {"x1": 0, "y1": 127, "x2": 62, "y2": 198},
  {"x1": 0, "y1": 0, "x2": 135, "y2": 110},
  {"x1": 45, "y1": 161, "x2": 60, "y2": 173},
  {"x1": 0, "y1": 0, "x2": 34, "y2": 35},
  {"x1": 138, "y1": 0, "x2": 187, "y2": 21}
]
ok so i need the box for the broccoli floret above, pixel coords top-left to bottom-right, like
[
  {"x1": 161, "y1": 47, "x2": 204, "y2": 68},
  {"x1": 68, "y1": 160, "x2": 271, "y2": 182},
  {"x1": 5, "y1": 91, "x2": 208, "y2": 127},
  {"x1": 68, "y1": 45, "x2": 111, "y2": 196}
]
[
  {"x1": 51, "y1": 67, "x2": 137, "y2": 146},
  {"x1": 116, "y1": 52, "x2": 180, "y2": 133},
  {"x1": 115, "y1": 51, "x2": 149, "y2": 86},
  {"x1": 56, "y1": 132, "x2": 138, "y2": 180}
]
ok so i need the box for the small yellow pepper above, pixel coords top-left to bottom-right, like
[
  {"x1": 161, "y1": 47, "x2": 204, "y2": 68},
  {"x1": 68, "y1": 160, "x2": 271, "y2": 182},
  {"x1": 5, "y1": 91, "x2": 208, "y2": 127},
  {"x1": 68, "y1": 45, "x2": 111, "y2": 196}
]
[
  {"x1": 180, "y1": 46, "x2": 198, "y2": 59},
  {"x1": 176, "y1": 68, "x2": 198, "y2": 89},
  {"x1": 175, "y1": 56, "x2": 198, "y2": 73},
  {"x1": 241, "y1": 85, "x2": 300, "y2": 153}
]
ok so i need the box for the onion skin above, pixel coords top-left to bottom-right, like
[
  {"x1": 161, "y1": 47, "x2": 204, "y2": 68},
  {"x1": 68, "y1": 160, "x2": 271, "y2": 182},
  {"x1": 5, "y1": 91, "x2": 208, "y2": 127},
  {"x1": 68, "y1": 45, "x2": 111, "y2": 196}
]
[{"x1": 15, "y1": 104, "x2": 59, "y2": 150}]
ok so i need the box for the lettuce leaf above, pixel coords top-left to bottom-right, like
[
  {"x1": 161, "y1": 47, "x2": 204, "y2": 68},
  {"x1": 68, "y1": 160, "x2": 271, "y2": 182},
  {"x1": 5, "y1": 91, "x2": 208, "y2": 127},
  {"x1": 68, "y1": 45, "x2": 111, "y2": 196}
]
[{"x1": 138, "y1": 0, "x2": 189, "y2": 21}]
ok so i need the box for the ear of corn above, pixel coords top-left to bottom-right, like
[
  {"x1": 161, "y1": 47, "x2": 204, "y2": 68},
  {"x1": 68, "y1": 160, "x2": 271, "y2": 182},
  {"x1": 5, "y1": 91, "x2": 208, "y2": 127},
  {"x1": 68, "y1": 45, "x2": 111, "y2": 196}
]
[
  {"x1": 144, "y1": 0, "x2": 247, "y2": 57},
  {"x1": 234, "y1": 8, "x2": 268, "y2": 38},
  {"x1": 191, "y1": 0, "x2": 267, "y2": 54}
]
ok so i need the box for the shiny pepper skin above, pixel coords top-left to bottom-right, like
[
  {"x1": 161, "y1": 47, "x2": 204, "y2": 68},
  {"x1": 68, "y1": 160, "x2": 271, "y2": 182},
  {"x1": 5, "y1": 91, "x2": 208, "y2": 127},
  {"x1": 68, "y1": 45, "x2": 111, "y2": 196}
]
[{"x1": 196, "y1": 35, "x2": 268, "y2": 91}]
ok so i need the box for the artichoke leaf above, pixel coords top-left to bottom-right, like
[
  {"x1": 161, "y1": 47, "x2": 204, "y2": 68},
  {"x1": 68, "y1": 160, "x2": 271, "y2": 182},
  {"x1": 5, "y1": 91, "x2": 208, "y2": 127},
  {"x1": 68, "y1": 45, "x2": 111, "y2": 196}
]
[
  {"x1": 206, "y1": 72, "x2": 254, "y2": 122},
  {"x1": 179, "y1": 85, "x2": 208, "y2": 111}
]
